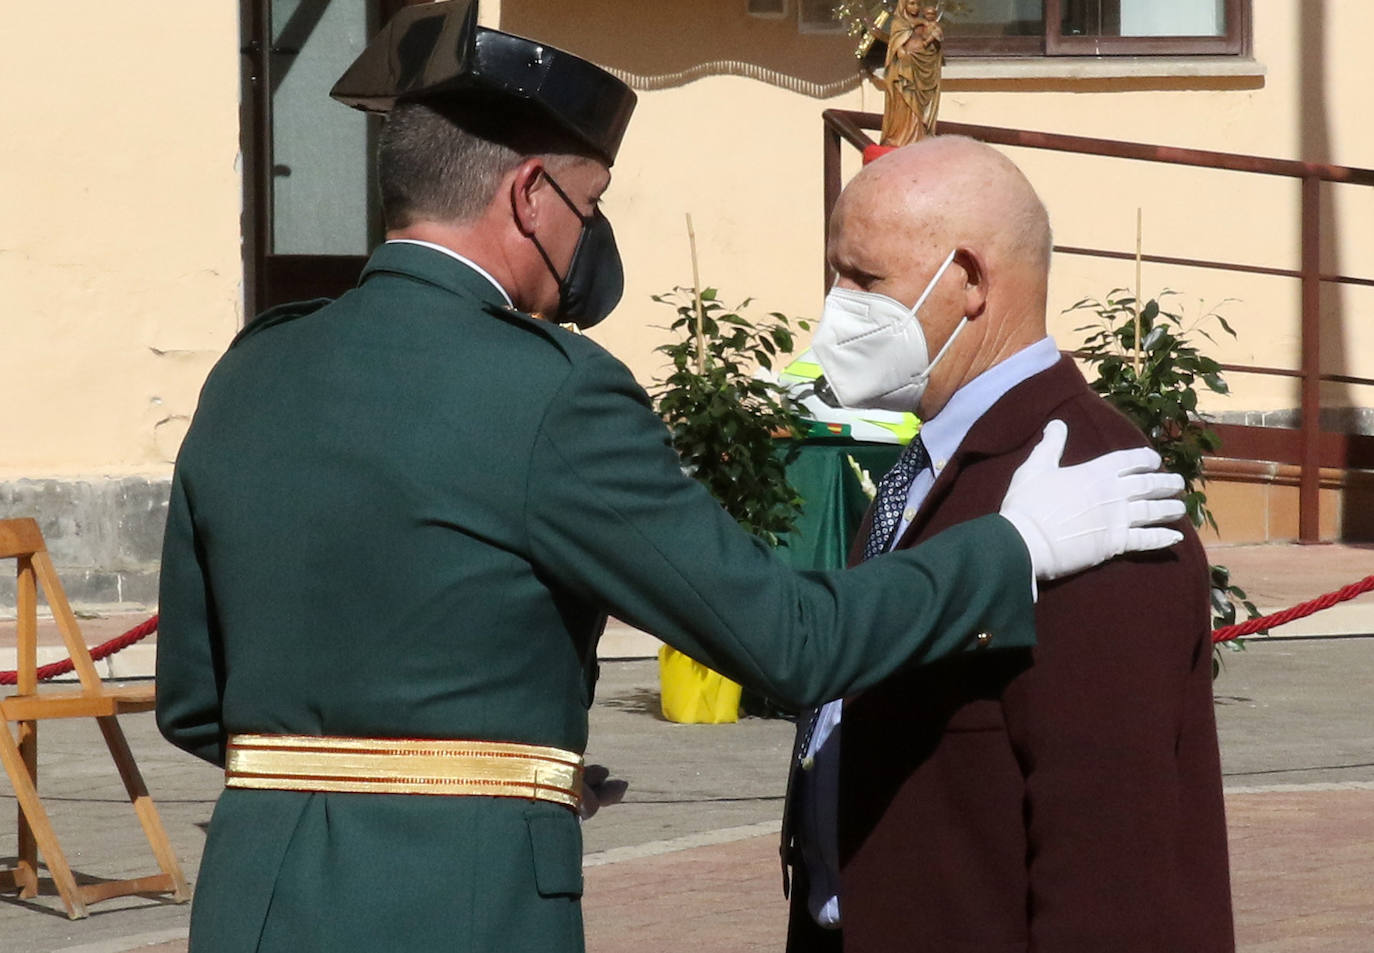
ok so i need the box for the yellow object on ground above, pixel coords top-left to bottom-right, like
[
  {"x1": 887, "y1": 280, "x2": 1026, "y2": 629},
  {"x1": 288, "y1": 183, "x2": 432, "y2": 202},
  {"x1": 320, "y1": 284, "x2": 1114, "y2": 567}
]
[{"x1": 658, "y1": 646, "x2": 742, "y2": 724}]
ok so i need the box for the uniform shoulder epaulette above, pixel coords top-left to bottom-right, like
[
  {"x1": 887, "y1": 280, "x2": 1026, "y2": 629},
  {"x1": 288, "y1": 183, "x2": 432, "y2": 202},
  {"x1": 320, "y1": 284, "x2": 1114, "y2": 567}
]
[
  {"x1": 480, "y1": 300, "x2": 594, "y2": 362},
  {"x1": 229, "y1": 297, "x2": 334, "y2": 349}
]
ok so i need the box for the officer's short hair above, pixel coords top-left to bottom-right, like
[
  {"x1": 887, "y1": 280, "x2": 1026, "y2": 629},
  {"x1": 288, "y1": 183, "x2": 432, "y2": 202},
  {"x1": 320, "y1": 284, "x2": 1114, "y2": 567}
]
[{"x1": 379, "y1": 100, "x2": 595, "y2": 230}]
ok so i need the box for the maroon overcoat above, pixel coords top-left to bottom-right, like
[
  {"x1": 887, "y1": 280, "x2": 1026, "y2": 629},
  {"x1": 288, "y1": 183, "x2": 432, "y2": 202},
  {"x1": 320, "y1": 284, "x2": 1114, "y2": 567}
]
[{"x1": 786, "y1": 356, "x2": 1234, "y2": 953}]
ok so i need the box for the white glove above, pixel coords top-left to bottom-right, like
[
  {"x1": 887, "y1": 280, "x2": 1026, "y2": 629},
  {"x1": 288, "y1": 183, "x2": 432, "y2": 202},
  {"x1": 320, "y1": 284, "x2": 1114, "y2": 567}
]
[{"x1": 1000, "y1": 420, "x2": 1186, "y2": 582}]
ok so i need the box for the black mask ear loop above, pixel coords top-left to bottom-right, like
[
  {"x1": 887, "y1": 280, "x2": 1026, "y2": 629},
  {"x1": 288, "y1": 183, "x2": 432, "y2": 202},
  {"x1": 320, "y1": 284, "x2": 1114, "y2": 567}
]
[{"x1": 527, "y1": 170, "x2": 588, "y2": 292}]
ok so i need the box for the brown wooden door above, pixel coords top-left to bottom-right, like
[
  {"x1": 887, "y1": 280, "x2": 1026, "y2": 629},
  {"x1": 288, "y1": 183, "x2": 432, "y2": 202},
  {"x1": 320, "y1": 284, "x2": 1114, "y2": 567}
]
[{"x1": 240, "y1": 1, "x2": 420, "y2": 315}]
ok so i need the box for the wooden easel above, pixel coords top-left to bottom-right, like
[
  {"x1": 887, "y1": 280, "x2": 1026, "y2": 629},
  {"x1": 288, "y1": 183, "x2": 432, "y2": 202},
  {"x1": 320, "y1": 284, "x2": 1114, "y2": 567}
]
[{"x1": 0, "y1": 518, "x2": 188, "y2": 919}]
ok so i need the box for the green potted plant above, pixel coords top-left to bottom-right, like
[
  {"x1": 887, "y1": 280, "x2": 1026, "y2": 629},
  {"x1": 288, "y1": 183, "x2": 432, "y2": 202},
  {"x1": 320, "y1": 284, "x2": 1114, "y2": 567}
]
[
  {"x1": 652, "y1": 287, "x2": 809, "y2": 544},
  {"x1": 650, "y1": 286, "x2": 809, "y2": 720},
  {"x1": 1068, "y1": 288, "x2": 1262, "y2": 673}
]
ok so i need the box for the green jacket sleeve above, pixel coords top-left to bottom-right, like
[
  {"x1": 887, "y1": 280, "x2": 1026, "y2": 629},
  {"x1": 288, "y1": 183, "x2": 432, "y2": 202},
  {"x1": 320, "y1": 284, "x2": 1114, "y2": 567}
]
[
  {"x1": 526, "y1": 352, "x2": 1035, "y2": 709},
  {"x1": 155, "y1": 468, "x2": 227, "y2": 766}
]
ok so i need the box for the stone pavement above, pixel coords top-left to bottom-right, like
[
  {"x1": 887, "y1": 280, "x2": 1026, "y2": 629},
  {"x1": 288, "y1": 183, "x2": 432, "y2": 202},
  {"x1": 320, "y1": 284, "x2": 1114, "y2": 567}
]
[
  {"x1": 1207, "y1": 541, "x2": 1374, "y2": 637},
  {"x1": 0, "y1": 540, "x2": 1371, "y2": 952}
]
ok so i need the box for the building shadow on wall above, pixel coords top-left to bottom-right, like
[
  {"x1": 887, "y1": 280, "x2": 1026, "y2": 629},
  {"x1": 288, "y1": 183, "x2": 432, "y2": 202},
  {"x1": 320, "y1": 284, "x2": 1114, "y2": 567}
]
[
  {"x1": 1301, "y1": 2, "x2": 1373, "y2": 540},
  {"x1": 500, "y1": 0, "x2": 864, "y2": 96}
]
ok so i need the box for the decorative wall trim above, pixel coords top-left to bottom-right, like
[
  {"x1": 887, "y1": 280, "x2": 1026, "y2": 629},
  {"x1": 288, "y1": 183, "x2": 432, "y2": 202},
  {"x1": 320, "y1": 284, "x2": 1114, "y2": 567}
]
[{"x1": 601, "y1": 60, "x2": 863, "y2": 98}]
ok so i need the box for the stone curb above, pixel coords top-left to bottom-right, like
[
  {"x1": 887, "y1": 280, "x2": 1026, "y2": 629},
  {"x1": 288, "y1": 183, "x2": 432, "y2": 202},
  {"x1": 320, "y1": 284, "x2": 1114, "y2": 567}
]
[{"x1": 50, "y1": 930, "x2": 189, "y2": 953}]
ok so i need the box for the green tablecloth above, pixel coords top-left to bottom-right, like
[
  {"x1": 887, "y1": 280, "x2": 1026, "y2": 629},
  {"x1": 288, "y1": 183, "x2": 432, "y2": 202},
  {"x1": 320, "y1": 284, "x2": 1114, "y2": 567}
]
[{"x1": 777, "y1": 441, "x2": 903, "y2": 571}]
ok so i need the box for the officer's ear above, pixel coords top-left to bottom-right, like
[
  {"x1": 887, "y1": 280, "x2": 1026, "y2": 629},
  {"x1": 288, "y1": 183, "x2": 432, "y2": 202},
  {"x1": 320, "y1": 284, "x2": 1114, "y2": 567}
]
[{"x1": 510, "y1": 158, "x2": 548, "y2": 236}]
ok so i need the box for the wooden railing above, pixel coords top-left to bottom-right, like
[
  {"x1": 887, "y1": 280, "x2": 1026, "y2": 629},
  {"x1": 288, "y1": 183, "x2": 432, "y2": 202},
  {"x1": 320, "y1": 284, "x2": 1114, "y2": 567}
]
[{"x1": 822, "y1": 109, "x2": 1374, "y2": 541}]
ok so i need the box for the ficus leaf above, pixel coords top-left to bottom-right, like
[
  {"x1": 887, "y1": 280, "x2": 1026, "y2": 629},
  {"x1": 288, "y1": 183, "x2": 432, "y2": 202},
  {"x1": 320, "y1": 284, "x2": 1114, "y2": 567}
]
[
  {"x1": 650, "y1": 286, "x2": 808, "y2": 546},
  {"x1": 1067, "y1": 290, "x2": 1255, "y2": 650}
]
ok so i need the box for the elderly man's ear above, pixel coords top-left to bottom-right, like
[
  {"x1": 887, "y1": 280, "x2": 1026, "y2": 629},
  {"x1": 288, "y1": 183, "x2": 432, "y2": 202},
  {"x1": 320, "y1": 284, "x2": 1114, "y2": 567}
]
[{"x1": 954, "y1": 248, "x2": 988, "y2": 320}]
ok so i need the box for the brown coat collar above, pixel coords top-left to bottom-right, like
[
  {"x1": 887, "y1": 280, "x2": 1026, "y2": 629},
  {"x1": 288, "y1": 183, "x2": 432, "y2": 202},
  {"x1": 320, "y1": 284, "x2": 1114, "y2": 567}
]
[{"x1": 849, "y1": 355, "x2": 1089, "y2": 563}]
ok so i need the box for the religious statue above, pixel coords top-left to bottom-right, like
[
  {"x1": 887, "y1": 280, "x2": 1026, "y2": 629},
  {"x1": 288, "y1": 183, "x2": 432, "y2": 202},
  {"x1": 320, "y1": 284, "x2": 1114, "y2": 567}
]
[{"x1": 880, "y1": 2, "x2": 943, "y2": 147}]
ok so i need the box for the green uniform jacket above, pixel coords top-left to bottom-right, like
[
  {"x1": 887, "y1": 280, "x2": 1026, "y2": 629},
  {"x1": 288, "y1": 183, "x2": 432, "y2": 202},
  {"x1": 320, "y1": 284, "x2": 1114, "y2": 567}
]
[{"x1": 156, "y1": 242, "x2": 1034, "y2": 953}]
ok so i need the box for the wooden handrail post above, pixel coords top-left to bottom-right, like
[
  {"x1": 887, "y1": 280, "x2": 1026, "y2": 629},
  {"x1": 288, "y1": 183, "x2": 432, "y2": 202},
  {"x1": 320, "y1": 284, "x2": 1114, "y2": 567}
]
[
  {"x1": 1300, "y1": 174, "x2": 1322, "y2": 542},
  {"x1": 821, "y1": 109, "x2": 880, "y2": 291},
  {"x1": 823, "y1": 115, "x2": 842, "y2": 291}
]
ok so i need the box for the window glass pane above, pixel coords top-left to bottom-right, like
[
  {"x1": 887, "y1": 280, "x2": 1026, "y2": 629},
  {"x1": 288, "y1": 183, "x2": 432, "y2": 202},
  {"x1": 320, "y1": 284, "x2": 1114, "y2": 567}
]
[
  {"x1": 943, "y1": 0, "x2": 1044, "y2": 38},
  {"x1": 1121, "y1": 0, "x2": 1224, "y2": 37},
  {"x1": 270, "y1": 0, "x2": 373, "y2": 255},
  {"x1": 1060, "y1": 0, "x2": 1114, "y2": 36},
  {"x1": 799, "y1": 0, "x2": 844, "y2": 32},
  {"x1": 1063, "y1": 0, "x2": 1226, "y2": 38}
]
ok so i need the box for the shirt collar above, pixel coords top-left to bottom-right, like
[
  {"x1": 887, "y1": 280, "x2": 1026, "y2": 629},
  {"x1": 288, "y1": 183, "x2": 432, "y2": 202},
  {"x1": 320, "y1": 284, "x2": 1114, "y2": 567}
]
[
  {"x1": 919, "y1": 336, "x2": 1061, "y2": 474},
  {"x1": 384, "y1": 239, "x2": 513, "y2": 308}
]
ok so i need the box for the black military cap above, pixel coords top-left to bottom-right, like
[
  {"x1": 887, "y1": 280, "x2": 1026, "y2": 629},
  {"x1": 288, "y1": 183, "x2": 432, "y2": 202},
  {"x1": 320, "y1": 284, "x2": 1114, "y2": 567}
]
[{"x1": 330, "y1": 0, "x2": 636, "y2": 166}]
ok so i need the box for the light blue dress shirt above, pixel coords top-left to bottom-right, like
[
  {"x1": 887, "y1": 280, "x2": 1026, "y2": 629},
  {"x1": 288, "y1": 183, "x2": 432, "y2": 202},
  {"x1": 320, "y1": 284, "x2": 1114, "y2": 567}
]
[{"x1": 798, "y1": 335, "x2": 1062, "y2": 927}]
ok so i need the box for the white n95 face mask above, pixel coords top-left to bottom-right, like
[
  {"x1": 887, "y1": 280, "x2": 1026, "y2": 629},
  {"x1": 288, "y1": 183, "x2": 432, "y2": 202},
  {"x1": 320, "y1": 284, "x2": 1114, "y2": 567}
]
[{"x1": 812, "y1": 249, "x2": 965, "y2": 413}]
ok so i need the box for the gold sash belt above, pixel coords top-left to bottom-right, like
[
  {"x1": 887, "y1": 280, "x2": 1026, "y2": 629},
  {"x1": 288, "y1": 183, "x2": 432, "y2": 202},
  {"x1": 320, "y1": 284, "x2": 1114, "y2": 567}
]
[{"x1": 225, "y1": 734, "x2": 583, "y2": 811}]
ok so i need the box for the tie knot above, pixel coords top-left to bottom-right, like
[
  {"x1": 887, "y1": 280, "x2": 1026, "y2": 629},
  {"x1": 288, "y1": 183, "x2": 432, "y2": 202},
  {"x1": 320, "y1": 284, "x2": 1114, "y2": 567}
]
[
  {"x1": 899, "y1": 435, "x2": 930, "y2": 473},
  {"x1": 861, "y1": 436, "x2": 929, "y2": 562}
]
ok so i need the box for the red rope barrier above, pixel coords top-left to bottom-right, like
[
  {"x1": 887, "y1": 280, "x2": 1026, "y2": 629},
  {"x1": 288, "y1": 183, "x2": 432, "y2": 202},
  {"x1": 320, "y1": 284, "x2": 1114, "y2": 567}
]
[
  {"x1": 1212, "y1": 576, "x2": 1374, "y2": 643},
  {"x1": 0, "y1": 576, "x2": 1367, "y2": 685},
  {"x1": 0, "y1": 614, "x2": 159, "y2": 685}
]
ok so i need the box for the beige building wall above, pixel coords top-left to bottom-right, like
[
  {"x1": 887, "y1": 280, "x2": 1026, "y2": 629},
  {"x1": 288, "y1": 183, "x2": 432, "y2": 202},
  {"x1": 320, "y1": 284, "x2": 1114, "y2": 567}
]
[
  {"x1": 6, "y1": 2, "x2": 1369, "y2": 481},
  {"x1": 1, "y1": 0, "x2": 1370, "y2": 607},
  {"x1": 505, "y1": 1, "x2": 1373, "y2": 430},
  {"x1": 2, "y1": 2, "x2": 244, "y2": 481}
]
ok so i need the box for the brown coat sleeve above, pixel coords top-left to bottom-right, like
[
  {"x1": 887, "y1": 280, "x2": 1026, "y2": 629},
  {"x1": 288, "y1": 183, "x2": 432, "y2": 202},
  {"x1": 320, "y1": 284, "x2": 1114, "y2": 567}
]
[
  {"x1": 1004, "y1": 396, "x2": 1232, "y2": 950},
  {"x1": 837, "y1": 363, "x2": 1233, "y2": 953}
]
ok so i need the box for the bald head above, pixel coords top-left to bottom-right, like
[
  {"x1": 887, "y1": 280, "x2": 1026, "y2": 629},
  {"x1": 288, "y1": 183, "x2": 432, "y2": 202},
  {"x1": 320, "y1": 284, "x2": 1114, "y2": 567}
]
[
  {"x1": 825, "y1": 136, "x2": 1054, "y2": 417},
  {"x1": 835, "y1": 136, "x2": 1051, "y2": 283}
]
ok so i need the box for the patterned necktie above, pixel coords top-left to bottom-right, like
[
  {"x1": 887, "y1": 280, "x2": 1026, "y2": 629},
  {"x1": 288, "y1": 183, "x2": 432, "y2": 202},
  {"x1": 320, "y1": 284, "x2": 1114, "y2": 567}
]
[
  {"x1": 794, "y1": 436, "x2": 931, "y2": 766},
  {"x1": 861, "y1": 436, "x2": 931, "y2": 562}
]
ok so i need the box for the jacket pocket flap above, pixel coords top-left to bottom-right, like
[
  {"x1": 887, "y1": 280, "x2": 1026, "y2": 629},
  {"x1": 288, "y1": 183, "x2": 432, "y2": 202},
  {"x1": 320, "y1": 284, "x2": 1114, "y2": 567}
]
[{"x1": 526, "y1": 811, "x2": 583, "y2": 898}]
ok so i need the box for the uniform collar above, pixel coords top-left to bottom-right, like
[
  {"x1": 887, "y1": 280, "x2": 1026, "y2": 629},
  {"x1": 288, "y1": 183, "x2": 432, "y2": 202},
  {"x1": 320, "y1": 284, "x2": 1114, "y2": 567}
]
[
  {"x1": 382, "y1": 239, "x2": 513, "y2": 307},
  {"x1": 360, "y1": 241, "x2": 517, "y2": 312}
]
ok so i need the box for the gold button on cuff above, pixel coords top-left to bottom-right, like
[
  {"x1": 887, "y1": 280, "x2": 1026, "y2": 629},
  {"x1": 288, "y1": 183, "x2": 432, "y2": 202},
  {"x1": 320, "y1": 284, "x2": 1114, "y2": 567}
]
[
  {"x1": 801, "y1": 756, "x2": 815, "y2": 771},
  {"x1": 974, "y1": 631, "x2": 993, "y2": 647}
]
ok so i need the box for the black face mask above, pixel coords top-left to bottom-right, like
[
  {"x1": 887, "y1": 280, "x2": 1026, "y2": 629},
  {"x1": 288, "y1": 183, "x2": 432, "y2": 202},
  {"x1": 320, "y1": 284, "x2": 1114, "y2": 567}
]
[{"x1": 530, "y1": 171, "x2": 624, "y2": 329}]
